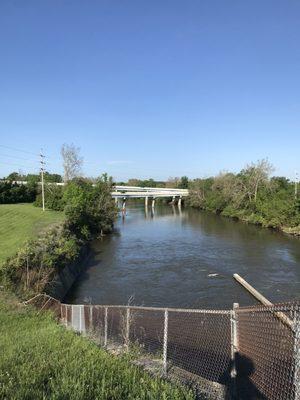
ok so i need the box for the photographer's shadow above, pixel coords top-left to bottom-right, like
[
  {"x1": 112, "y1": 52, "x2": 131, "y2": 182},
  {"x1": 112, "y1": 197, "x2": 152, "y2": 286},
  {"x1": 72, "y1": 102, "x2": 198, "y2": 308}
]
[{"x1": 220, "y1": 353, "x2": 267, "y2": 400}]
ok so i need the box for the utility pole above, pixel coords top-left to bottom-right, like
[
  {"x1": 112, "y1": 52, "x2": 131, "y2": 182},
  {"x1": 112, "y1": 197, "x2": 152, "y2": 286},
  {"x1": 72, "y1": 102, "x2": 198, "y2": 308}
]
[
  {"x1": 40, "y1": 150, "x2": 45, "y2": 211},
  {"x1": 295, "y1": 171, "x2": 299, "y2": 200}
]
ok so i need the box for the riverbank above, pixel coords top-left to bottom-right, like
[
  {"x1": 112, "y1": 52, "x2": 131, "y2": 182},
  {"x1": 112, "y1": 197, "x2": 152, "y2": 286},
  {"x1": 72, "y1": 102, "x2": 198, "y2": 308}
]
[
  {"x1": 281, "y1": 225, "x2": 300, "y2": 236},
  {"x1": 219, "y1": 208, "x2": 300, "y2": 237},
  {"x1": 187, "y1": 203, "x2": 300, "y2": 238},
  {"x1": 187, "y1": 166, "x2": 300, "y2": 238},
  {"x1": 0, "y1": 291, "x2": 193, "y2": 399},
  {"x1": 221, "y1": 209, "x2": 300, "y2": 237},
  {"x1": 0, "y1": 179, "x2": 118, "y2": 300}
]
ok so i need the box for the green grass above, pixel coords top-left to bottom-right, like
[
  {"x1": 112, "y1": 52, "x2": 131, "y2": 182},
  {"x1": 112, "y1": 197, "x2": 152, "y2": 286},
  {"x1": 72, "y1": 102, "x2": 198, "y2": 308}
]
[
  {"x1": 0, "y1": 204, "x2": 63, "y2": 264},
  {"x1": 0, "y1": 293, "x2": 194, "y2": 400}
]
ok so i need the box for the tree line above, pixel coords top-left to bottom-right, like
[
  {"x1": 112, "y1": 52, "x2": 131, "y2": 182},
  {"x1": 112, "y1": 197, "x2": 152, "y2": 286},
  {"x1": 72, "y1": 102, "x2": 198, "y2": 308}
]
[
  {"x1": 1, "y1": 145, "x2": 299, "y2": 234},
  {"x1": 187, "y1": 159, "x2": 300, "y2": 233},
  {"x1": 0, "y1": 172, "x2": 63, "y2": 204}
]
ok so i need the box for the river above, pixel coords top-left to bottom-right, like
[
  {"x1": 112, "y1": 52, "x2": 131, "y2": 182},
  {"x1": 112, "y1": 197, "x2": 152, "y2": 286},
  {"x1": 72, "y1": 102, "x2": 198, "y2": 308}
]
[{"x1": 66, "y1": 203, "x2": 300, "y2": 309}]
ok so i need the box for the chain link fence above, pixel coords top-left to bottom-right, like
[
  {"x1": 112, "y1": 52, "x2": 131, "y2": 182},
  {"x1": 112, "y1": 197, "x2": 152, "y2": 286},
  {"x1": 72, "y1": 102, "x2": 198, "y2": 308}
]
[
  {"x1": 28, "y1": 295, "x2": 300, "y2": 399},
  {"x1": 235, "y1": 302, "x2": 300, "y2": 400}
]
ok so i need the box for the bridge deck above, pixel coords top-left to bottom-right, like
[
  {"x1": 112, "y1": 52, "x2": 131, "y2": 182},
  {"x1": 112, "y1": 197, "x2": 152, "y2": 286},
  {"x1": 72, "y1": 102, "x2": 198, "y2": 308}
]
[
  {"x1": 113, "y1": 186, "x2": 188, "y2": 198},
  {"x1": 112, "y1": 191, "x2": 188, "y2": 198}
]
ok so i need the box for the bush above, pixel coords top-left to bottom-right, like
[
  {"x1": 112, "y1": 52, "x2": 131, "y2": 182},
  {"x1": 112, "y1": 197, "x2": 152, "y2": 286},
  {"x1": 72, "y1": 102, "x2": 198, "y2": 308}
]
[
  {"x1": 63, "y1": 177, "x2": 117, "y2": 240},
  {"x1": 34, "y1": 185, "x2": 65, "y2": 211},
  {"x1": 188, "y1": 170, "x2": 300, "y2": 232},
  {"x1": 34, "y1": 176, "x2": 117, "y2": 240},
  {"x1": 0, "y1": 182, "x2": 37, "y2": 204},
  {"x1": 0, "y1": 224, "x2": 81, "y2": 298}
]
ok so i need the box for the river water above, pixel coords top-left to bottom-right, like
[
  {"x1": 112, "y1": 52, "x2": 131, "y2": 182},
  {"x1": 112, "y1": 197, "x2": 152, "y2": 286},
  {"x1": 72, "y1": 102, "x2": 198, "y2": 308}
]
[{"x1": 66, "y1": 203, "x2": 300, "y2": 309}]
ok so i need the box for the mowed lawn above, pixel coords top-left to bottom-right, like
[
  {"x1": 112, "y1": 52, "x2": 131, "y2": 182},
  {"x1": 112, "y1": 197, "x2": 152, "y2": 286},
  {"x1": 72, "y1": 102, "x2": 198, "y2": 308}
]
[
  {"x1": 0, "y1": 293, "x2": 193, "y2": 400},
  {"x1": 0, "y1": 204, "x2": 63, "y2": 264}
]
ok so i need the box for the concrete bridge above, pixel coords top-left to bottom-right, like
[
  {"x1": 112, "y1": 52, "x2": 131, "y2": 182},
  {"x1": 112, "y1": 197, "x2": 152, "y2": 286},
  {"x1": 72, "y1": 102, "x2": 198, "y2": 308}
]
[
  {"x1": 7, "y1": 181, "x2": 189, "y2": 209},
  {"x1": 111, "y1": 186, "x2": 189, "y2": 209}
]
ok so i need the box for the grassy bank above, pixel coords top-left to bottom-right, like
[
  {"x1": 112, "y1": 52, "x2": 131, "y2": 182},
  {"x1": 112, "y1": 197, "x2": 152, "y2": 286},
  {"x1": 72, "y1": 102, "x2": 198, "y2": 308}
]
[
  {"x1": 0, "y1": 292, "x2": 193, "y2": 400},
  {"x1": 0, "y1": 204, "x2": 63, "y2": 264}
]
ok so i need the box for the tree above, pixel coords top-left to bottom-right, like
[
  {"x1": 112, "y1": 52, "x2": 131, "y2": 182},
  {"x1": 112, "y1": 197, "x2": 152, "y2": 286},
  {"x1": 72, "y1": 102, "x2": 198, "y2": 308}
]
[
  {"x1": 239, "y1": 159, "x2": 274, "y2": 203},
  {"x1": 188, "y1": 178, "x2": 214, "y2": 208},
  {"x1": 166, "y1": 177, "x2": 181, "y2": 188},
  {"x1": 127, "y1": 178, "x2": 141, "y2": 187},
  {"x1": 63, "y1": 176, "x2": 117, "y2": 240},
  {"x1": 178, "y1": 176, "x2": 189, "y2": 189},
  {"x1": 6, "y1": 172, "x2": 24, "y2": 182},
  {"x1": 61, "y1": 143, "x2": 83, "y2": 183},
  {"x1": 44, "y1": 172, "x2": 62, "y2": 183}
]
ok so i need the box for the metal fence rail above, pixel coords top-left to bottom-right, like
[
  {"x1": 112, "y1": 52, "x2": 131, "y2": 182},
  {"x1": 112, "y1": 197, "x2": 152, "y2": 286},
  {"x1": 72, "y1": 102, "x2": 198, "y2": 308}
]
[{"x1": 35, "y1": 297, "x2": 300, "y2": 400}]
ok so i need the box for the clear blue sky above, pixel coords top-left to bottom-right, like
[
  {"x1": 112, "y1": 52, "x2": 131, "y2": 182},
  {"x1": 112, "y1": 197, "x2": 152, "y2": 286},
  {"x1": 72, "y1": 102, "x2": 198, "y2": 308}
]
[{"x1": 0, "y1": 1, "x2": 299, "y2": 181}]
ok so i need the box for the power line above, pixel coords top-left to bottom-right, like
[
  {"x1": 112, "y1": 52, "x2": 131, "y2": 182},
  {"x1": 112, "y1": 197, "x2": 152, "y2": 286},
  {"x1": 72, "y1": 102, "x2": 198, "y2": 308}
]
[
  {"x1": 0, "y1": 144, "x2": 39, "y2": 156},
  {"x1": 0, "y1": 153, "x2": 37, "y2": 162},
  {"x1": 0, "y1": 161, "x2": 39, "y2": 169}
]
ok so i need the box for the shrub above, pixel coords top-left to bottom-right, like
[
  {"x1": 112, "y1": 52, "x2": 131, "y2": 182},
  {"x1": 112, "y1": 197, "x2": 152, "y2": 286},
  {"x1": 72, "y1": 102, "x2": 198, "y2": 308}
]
[
  {"x1": 34, "y1": 185, "x2": 65, "y2": 211},
  {"x1": 0, "y1": 224, "x2": 81, "y2": 298},
  {"x1": 188, "y1": 168, "x2": 300, "y2": 233},
  {"x1": 0, "y1": 182, "x2": 37, "y2": 204},
  {"x1": 63, "y1": 177, "x2": 117, "y2": 240}
]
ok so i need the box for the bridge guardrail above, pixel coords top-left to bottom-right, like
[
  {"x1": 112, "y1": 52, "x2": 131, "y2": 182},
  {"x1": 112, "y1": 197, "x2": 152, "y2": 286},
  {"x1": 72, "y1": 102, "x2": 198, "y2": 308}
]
[{"x1": 114, "y1": 186, "x2": 189, "y2": 192}]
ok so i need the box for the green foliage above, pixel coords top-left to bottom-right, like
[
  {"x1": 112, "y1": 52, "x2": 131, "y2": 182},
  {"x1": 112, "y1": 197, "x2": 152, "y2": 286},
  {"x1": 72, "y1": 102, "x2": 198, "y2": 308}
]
[
  {"x1": 178, "y1": 176, "x2": 189, "y2": 189},
  {"x1": 0, "y1": 181, "x2": 37, "y2": 204},
  {"x1": 296, "y1": 199, "x2": 300, "y2": 213},
  {"x1": 34, "y1": 185, "x2": 65, "y2": 211},
  {"x1": 1, "y1": 175, "x2": 117, "y2": 296},
  {"x1": 63, "y1": 176, "x2": 117, "y2": 241},
  {"x1": 0, "y1": 204, "x2": 63, "y2": 264},
  {"x1": 6, "y1": 171, "x2": 22, "y2": 181},
  {"x1": 3, "y1": 171, "x2": 62, "y2": 183},
  {"x1": 0, "y1": 295, "x2": 194, "y2": 400},
  {"x1": 0, "y1": 225, "x2": 80, "y2": 297},
  {"x1": 44, "y1": 172, "x2": 63, "y2": 183},
  {"x1": 188, "y1": 161, "x2": 300, "y2": 232},
  {"x1": 125, "y1": 178, "x2": 166, "y2": 188}
]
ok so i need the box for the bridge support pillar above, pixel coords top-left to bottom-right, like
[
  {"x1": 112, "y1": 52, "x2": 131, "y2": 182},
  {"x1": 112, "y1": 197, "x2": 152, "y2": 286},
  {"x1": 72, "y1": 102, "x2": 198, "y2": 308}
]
[
  {"x1": 178, "y1": 196, "x2": 182, "y2": 207},
  {"x1": 122, "y1": 197, "x2": 126, "y2": 211},
  {"x1": 145, "y1": 196, "x2": 148, "y2": 208},
  {"x1": 152, "y1": 197, "x2": 156, "y2": 209},
  {"x1": 172, "y1": 196, "x2": 176, "y2": 204}
]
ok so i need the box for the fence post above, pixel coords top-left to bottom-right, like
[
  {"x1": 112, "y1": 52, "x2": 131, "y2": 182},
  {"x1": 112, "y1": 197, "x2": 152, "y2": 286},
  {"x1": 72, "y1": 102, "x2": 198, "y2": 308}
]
[
  {"x1": 79, "y1": 305, "x2": 83, "y2": 333},
  {"x1": 231, "y1": 302, "x2": 239, "y2": 395},
  {"x1": 125, "y1": 307, "x2": 130, "y2": 350},
  {"x1": 104, "y1": 307, "x2": 108, "y2": 347},
  {"x1": 64, "y1": 304, "x2": 68, "y2": 327},
  {"x1": 60, "y1": 304, "x2": 63, "y2": 323},
  {"x1": 89, "y1": 305, "x2": 93, "y2": 332},
  {"x1": 71, "y1": 304, "x2": 74, "y2": 329},
  {"x1": 294, "y1": 315, "x2": 300, "y2": 400},
  {"x1": 163, "y1": 309, "x2": 169, "y2": 375}
]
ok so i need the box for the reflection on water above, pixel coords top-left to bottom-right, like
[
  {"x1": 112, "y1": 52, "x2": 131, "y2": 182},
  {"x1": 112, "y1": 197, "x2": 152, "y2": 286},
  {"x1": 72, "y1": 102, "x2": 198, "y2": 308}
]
[{"x1": 66, "y1": 203, "x2": 300, "y2": 308}]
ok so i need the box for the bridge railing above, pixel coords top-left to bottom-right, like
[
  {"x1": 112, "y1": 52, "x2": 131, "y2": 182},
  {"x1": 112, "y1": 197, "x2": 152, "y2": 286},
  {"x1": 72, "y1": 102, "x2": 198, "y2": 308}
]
[
  {"x1": 114, "y1": 186, "x2": 188, "y2": 191},
  {"x1": 58, "y1": 301, "x2": 300, "y2": 400}
]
